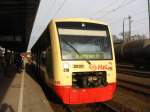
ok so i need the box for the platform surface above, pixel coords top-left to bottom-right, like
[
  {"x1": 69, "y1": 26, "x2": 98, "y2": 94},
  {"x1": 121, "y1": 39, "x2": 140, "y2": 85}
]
[{"x1": 0, "y1": 64, "x2": 53, "y2": 112}]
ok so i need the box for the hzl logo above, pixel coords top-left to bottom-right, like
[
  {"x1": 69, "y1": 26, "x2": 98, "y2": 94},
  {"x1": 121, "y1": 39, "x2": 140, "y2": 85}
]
[{"x1": 89, "y1": 64, "x2": 112, "y2": 71}]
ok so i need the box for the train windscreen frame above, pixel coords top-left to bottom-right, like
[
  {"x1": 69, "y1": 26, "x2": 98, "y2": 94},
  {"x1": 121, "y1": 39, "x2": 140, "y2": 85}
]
[{"x1": 56, "y1": 22, "x2": 113, "y2": 60}]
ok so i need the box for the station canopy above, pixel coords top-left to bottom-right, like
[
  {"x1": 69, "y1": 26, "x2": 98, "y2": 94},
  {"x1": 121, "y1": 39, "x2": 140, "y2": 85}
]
[{"x1": 0, "y1": 0, "x2": 40, "y2": 52}]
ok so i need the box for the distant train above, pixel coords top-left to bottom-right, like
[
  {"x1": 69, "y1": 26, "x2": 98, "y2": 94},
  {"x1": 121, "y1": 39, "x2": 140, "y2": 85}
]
[
  {"x1": 31, "y1": 18, "x2": 116, "y2": 104},
  {"x1": 114, "y1": 39, "x2": 150, "y2": 68}
]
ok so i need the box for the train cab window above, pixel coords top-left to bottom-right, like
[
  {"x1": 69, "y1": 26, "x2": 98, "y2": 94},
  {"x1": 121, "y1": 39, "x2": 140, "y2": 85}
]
[{"x1": 57, "y1": 22, "x2": 112, "y2": 60}]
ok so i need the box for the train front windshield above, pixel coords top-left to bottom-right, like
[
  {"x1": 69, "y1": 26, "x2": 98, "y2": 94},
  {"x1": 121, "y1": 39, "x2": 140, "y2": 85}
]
[{"x1": 57, "y1": 22, "x2": 112, "y2": 60}]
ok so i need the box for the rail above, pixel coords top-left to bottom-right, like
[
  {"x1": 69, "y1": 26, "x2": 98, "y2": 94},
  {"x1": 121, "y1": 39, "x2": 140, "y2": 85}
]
[
  {"x1": 117, "y1": 64, "x2": 150, "y2": 95},
  {"x1": 117, "y1": 64, "x2": 150, "y2": 78},
  {"x1": 61, "y1": 103, "x2": 120, "y2": 112}
]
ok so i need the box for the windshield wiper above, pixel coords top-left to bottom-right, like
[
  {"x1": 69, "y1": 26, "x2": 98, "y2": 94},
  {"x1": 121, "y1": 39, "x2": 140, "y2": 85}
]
[{"x1": 62, "y1": 39, "x2": 91, "y2": 65}]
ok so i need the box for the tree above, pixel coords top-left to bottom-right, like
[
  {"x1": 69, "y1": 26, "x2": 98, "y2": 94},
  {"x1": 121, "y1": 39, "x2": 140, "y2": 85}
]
[
  {"x1": 112, "y1": 35, "x2": 119, "y2": 41},
  {"x1": 120, "y1": 32, "x2": 147, "y2": 42},
  {"x1": 112, "y1": 35, "x2": 123, "y2": 44},
  {"x1": 131, "y1": 34, "x2": 146, "y2": 40}
]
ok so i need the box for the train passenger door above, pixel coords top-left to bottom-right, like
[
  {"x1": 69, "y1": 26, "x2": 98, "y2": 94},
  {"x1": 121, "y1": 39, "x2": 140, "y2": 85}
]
[{"x1": 46, "y1": 47, "x2": 53, "y2": 79}]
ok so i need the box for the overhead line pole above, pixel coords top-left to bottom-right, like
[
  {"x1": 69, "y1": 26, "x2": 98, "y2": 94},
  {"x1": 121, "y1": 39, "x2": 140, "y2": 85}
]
[
  {"x1": 123, "y1": 17, "x2": 127, "y2": 42},
  {"x1": 123, "y1": 19, "x2": 125, "y2": 42},
  {"x1": 128, "y1": 16, "x2": 132, "y2": 41}
]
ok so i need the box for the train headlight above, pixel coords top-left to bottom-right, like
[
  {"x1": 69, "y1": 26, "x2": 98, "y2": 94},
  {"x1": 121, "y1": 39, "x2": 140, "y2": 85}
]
[
  {"x1": 63, "y1": 63, "x2": 70, "y2": 72},
  {"x1": 63, "y1": 63, "x2": 70, "y2": 69}
]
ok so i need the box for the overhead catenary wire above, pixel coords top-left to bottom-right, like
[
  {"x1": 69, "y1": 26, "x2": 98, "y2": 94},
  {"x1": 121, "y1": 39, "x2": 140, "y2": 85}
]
[
  {"x1": 116, "y1": 19, "x2": 147, "y2": 36},
  {"x1": 100, "y1": 0, "x2": 147, "y2": 38},
  {"x1": 95, "y1": 0, "x2": 137, "y2": 19},
  {"x1": 95, "y1": 0, "x2": 127, "y2": 18},
  {"x1": 109, "y1": 10, "x2": 147, "y2": 25},
  {"x1": 90, "y1": 0, "x2": 119, "y2": 16},
  {"x1": 88, "y1": 0, "x2": 120, "y2": 19},
  {"x1": 53, "y1": 0, "x2": 67, "y2": 18},
  {"x1": 111, "y1": 17, "x2": 147, "y2": 27},
  {"x1": 45, "y1": 0, "x2": 57, "y2": 18},
  {"x1": 109, "y1": 17, "x2": 147, "y2": 35},
  {"x1": 112, "y1": 0, "x2": 130, "y2": 10},
  {"x1": 102, "y1": 0, "x2": 137, "y2": 18}
]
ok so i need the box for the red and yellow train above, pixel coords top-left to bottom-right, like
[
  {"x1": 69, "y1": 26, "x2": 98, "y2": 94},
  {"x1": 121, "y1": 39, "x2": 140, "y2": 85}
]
[{"x1": 31, "y1": 18, "x2": 116, "y2": 104}]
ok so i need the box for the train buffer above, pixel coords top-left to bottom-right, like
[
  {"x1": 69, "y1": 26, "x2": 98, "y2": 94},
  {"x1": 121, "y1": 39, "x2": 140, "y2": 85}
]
[{"x1": 0, "y1": 64, "x2": 53, "y2": 112}]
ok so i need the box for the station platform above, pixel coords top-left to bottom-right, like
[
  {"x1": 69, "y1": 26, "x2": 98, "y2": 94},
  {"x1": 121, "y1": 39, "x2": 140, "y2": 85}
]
[{"x1": 0, "y1": 64, "x2": 53, "y2": 112}]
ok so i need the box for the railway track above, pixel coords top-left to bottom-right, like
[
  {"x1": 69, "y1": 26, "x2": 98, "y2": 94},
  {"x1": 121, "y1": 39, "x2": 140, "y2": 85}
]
[
  {"x1": 100, "y1": 103, "x2": 119, "y2": 112},
  {"x1": 62, "y1": 103, "x2": 119, "y2": 112},
  {"x1": 117, "y1": 79, "x2": 150, "y2": 95},
  {"x1": 117, "y1": 64, "x2": 150, "y2": 95},
  {"x1": 117, "y1": 64, "x2": 150, "y2": 78}
]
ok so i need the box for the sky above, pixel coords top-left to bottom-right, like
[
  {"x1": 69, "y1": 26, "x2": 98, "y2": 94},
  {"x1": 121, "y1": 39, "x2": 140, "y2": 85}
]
[{"x1": 27, "y1": 0, "x2": 149, "y2": 50}]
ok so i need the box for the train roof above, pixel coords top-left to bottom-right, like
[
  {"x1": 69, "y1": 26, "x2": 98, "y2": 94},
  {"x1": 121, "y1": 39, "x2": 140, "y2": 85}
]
[{"x1": 51, "y1": 18, "x2": 108, "y2": 26}]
